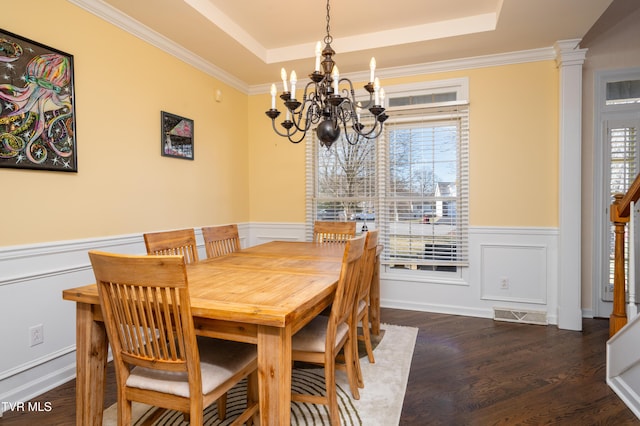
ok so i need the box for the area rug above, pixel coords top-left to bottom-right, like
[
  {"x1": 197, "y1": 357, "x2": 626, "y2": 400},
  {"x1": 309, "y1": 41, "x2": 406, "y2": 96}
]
[{"x1": 102, "y1": 323, "x2": 418, "y2": 425}]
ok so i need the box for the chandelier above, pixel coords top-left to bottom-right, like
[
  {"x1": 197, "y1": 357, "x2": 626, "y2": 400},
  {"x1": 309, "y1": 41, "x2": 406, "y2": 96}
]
[{"x1": 265, "y1": 0, "x2": 388, "y2": 148}]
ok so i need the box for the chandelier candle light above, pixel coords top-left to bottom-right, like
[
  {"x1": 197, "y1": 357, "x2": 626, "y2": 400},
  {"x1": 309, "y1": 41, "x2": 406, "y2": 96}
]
[{"x1": 265, "y1": 0, "x2": 388, "y2": 148}]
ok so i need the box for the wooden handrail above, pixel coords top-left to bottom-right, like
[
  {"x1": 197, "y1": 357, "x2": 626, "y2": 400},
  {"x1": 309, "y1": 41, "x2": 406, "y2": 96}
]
[
  {"x1": 617, "y1": 173, "x2": 640, "y2": 218},
  {"x1": 610, "y1": 172, "x2": 640, "y2": 337}
]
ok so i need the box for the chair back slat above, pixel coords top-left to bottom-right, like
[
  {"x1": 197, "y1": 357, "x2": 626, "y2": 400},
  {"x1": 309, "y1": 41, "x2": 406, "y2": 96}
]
[
  {"x1": 143, "y1": 228, "x2": 199, "y2": 264},
  {"x1": 313, "y1": 221, "x2": 356, "y2": 244},
  {"x1": 202, "y1": 224, "x2": 241, "y2": 258},
  {"x1": 89, "y1": 250, "x2": 260, "y2": 424},
  {"x1": 357, "y1": 230, "x2": 380, "y2": 303},
  {"x1": 89, "y1": 251, "x2": 197, "y2": 373},
  {"x1": 330, "y1": 235, "x2": 366, "y2": 328}
]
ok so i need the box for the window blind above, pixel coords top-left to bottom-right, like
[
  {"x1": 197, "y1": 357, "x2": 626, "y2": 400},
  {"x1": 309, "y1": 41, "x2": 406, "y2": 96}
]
[
  {"x1": 379, "y1": 104, "x2": 469, "y2": 267},
  {"x1": 305, "y1": 102, "x2": 469, "y2": 270},
  {"x1": 607, "y1": 123, "x2": 638, "y2": 298},
  {"x1": 306, "y1": 129, "x2": 378, "y2": 241}
]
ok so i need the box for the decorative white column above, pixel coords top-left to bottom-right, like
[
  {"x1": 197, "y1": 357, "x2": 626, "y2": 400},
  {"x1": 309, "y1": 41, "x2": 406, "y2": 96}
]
[{"x1": 555, "y1": 39, "x2": 587, "y2": 331}]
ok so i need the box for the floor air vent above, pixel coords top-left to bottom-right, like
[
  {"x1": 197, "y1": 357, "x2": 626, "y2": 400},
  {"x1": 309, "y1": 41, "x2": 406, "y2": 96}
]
[{"x1": 493, "y1": 308, "x2": 547, "y2": 325}]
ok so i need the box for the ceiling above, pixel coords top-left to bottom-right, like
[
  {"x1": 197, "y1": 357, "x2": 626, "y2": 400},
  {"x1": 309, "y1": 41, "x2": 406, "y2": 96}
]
[{"x1": 73, "y1": 0, "x2": 615, "y2": 89}]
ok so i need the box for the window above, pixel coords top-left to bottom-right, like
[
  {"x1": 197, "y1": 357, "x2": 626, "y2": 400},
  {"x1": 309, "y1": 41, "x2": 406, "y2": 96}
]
[
  {"x1": 593, "y1": 68, "x2": 640, "y2": 313},
  {"x1": 305, "y1": 123, "x2": 377, "y2": 235},
  {"x1": 606, "y1": 79, "x2": 640, "y2": 105},
  {"x1": 605, "y1": 120, "x2": 638, "y2": 300},
  {"x1": 306, "y1": 78, "x2": 469, "y2": 273},
  {"x1": 380, "y1": 104, "x2": 469, "y2": 270}
]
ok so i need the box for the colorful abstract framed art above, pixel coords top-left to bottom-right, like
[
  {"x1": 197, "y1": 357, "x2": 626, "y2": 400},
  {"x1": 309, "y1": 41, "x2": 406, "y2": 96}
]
[
  {"x1": 161, "y1": 111, "x2": 194, "y2": 160},
  {"x1": 0, "y1": 28, "x2": 77, "y2": 172}
]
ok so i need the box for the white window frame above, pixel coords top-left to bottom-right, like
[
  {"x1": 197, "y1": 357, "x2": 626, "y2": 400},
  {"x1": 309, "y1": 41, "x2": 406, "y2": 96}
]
[
  {"x1": 380, "y1": 79, "x2": 469, "y2": 279},
  {"x1": 305, "y1": 77, "x2": 470, "y2": 283}
]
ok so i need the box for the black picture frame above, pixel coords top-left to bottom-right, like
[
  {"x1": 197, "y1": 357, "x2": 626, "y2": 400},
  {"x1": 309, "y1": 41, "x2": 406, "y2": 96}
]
[
  {"x1": 161, "y1": 111, "x2": 194, "y2": 160},
  {"x1": 0, "y1": 28, "x2": 77, "y2": 172}
]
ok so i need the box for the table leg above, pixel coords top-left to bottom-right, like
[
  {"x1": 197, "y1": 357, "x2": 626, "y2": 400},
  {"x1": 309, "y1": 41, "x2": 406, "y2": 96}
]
[
  {"x1": 369, "y1": 253, "x2": 381, "y2": 335},
  {"x1": 75, "y1": 302, "x2": 108, "y2": 426},
  {"x1": 257, "y1": 324, "x2": 292, "y2": 425}
]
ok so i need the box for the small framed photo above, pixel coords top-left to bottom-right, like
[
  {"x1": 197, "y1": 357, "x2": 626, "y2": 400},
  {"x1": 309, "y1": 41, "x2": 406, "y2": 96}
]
[
  {"x1": 161, "y1": 111, "x2": 194, "y2": 160},
  {"x1": 0, "y1": 28, "x2": 77, "y2": 172}
]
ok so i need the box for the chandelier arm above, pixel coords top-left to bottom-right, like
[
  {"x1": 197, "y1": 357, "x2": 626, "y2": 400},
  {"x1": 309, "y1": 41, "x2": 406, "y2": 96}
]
[
  {"x1": 286, "y1": 131, "x2": 306, "y2": 144},
  {"x1": 345, "y1": 77, "x2": 376, "y2": 109},
  {"x1": 289, "y1": 100, "x2": 317, "y2": 133},
  {"x1": 269, "y1": 118, "x2": 295, "y2": 138},
  {"x1": 357, "y1": 120, "x2": 384, "y2": 139},
  {"x1": 301, "y1": 80, "x2": 318, "y2": 102},
  {"x1": 271, "y1": 115, "x2": 307, "y2": 144},
  {"x1": 358, "y1": 121, "x2": 381, "y2": 138},
  {"x1": 335, "y1": 104, "x2": 363, "y2": 145},
  {"x1": 338, "y1": 79, "x2": 376, "y2": 115},
  {"x1": 342, "y1": 121, "x2": 362, "y2": 145},
  {"x1": 356, "y1": 91, "x2": 376, "y2": 110}
]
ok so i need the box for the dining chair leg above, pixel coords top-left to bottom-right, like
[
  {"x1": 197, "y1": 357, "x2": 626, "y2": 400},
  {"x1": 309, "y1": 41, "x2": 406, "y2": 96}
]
[
  {"x1": 217, "y1": 393, "x2": 227, "y2": 420},
  {"x1": 246, "y1": 370, "x2": 259, "y2": 426},
  {"x1": 344, "y1": 334, "x2": 360, "y2": 400},
  {"x1": 352, "y1": 324, "x2": 365, "y2": 389},
  {"x1": 354, "y1": 339, "x2": 364, "y2": 389},
  {"x1": 117, "y1": 395, "x2": 132, "y2": 426},
  {"x1": 325, "y1": 356, "x2": 341, "y2": 426},
  {"x1": 189, "y1": 398, "x2": 204, "y2": 426},
  {"x1": 361, "y1": 310, "x2": 375, "y2": 364}
]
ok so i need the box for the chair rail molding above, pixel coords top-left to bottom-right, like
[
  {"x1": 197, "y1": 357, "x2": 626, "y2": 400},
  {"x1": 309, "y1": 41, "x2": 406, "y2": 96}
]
[{"x1": 0, "y1": 222, "x2": 561, "y2": 407}]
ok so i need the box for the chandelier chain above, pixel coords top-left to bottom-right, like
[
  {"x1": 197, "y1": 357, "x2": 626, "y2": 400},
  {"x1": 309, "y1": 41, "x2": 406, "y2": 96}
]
[{"x1": 325, "y1": 0, "x2": 332, "y2": 44}]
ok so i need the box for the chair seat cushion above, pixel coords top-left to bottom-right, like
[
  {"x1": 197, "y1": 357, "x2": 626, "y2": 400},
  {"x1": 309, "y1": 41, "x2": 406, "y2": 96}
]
[
  {"x1": 292, "y1": 315, "x2": 349, "y2": 353},
  {"x1": 126, "y1": 337, "x2": 256, "y2": 398}
]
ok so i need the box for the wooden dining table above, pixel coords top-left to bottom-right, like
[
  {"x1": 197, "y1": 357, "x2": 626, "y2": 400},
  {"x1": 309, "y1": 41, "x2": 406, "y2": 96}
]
[{"x1": 62, "y1": 240, "x2": 380, "y2": 425}]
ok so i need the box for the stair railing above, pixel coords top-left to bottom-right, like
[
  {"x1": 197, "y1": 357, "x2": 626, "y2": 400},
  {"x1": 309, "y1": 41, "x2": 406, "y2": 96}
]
[{"x1": 610, "y1": 172, "x2": 640, "y2": 336}]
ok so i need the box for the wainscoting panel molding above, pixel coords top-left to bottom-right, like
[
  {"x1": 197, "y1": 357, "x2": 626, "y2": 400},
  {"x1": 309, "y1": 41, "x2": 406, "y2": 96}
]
[
  {"x1": 0, "y1": 223, "x2": 558, "y2": 411},
  {"x1": 480, "y1": 243, "x2": 548, "y2": 304}
]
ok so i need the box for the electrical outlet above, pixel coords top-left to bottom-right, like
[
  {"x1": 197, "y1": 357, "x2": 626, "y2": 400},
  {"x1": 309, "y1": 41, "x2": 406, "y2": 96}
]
[
  {"x1": 500, "y1": 277, "x2": 509, "y2": 289},
  {"x1": 29, "y1": 324, "x2": 44, "y2": 347}
]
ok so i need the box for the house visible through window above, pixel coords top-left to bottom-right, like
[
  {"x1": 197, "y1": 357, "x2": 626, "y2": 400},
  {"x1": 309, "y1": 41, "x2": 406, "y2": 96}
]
[{"x1": 306, "y1": 78, "x2": 469, "y2": 274}]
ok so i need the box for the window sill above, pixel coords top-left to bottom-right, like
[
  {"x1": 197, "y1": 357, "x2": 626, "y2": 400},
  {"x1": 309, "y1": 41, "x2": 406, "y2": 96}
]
[{"x1": 380, "y1": 266, "x2": 469, "y2": 286}]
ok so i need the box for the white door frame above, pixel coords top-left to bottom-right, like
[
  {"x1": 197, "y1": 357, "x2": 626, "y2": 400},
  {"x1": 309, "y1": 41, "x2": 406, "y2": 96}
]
[{"x1": 592, "y1": 68, "x2": 640, "y2": 318}]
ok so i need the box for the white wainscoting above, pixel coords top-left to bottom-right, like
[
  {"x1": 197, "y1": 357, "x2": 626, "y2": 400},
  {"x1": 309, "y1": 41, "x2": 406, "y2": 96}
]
[
  {"x1": 0, "y1": 224, "x2": 251, "y2": 413},
  {"x1": 0, "y1": 234, "x2": 145, "y2": 414},
  {"x1": 380, "y1": 226, "x2": 559, "y2": 324},
  {"x1": 0, "y1": 223, "x2": 558, "y2": 409}
]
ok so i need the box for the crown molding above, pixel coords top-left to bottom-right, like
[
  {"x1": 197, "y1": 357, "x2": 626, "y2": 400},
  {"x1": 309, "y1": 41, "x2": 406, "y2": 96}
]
[
  {"x1": 68, "y1": 0, "x2": 557, "y2": 97},
  {"x1": 249, "y1": 47, "x2": 556, "y2": 95},
  {"x1": 67, "y1": 0, "x2": 249, "y2": 93}
]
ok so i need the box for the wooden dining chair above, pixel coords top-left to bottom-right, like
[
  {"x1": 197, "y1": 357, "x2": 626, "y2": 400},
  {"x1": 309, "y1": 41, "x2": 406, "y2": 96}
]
[
  {"x1": 202, "y1": 224, "x2": 241, "y2": 259},
  {"x1": 313, "y1": 221, "x2": 356, "y2": 243},
  {"x1": 143, "y1": 228, "x2": 200, "y2": 264},
  {"x1": 291, "y1": 234, "x2": 366, "y2": 426},
  {"x1": 88, "y1": 251, "x2": 259, "y2": 426},
  {"x1": 352, "y1": 230, "x2": 380, "y2": 388}
]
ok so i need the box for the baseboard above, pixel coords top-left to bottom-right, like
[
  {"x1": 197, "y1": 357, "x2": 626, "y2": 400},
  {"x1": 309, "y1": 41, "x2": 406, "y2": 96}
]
[
  {"x1": 0, "y1": 361, "x2": 75, "y2": 416},
  {"x1": 381, "y1": 299, "x2": 494, "y2": 319},
  {"x1": 608, "y1": 376, "x2": 640, "y2": 420}
]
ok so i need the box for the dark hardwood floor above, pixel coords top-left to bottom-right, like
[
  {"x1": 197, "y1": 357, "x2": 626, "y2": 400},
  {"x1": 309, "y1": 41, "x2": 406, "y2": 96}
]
[{"x1": 1, "y1": 308, "x2": 638, "y2": 425}]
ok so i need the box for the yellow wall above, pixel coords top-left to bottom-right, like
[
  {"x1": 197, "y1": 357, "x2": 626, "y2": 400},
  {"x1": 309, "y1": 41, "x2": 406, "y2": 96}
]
[
  {"x1": 2, "y1": 1, "x2": 559, "y2": 248},
  {"x1": 248, "y1": 62, "x2": 559, "y2": 227},
  {"x1": 247, "y1": 96, "x2": 307, "y2": 223},
  {"x1": 1, "y1": 0, "x2": 250, "y2": 246}
]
